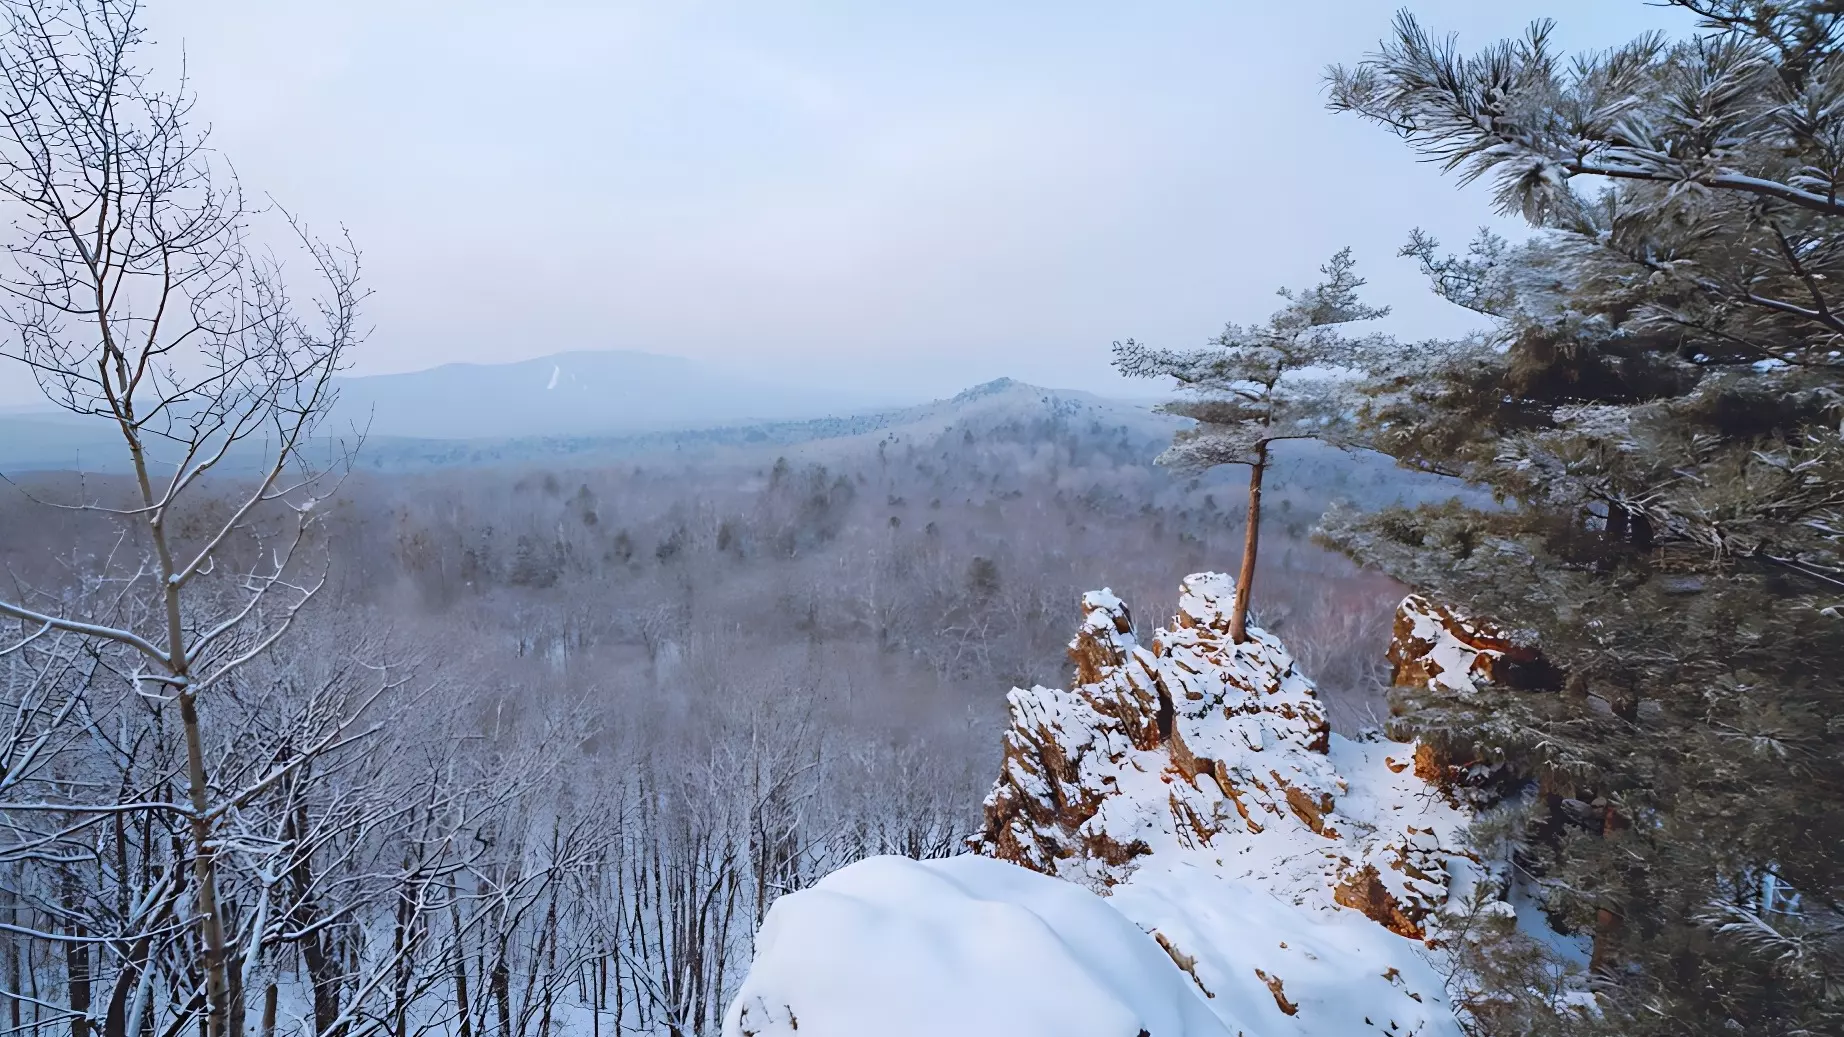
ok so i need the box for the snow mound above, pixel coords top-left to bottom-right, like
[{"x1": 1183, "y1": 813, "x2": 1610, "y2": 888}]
[{"x1": 721, "y1": 854, "x2": 1240, "y2": 1037}]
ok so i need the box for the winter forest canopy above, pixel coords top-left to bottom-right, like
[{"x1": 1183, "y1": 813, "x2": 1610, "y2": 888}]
[{"x1": 0, "y1": 1, "x2": 1840, "y2": 1037}]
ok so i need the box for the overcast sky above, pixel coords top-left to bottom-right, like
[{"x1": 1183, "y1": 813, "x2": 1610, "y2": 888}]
[{"x1": 0, "y1": 0, "x2": 1689, "y2": 408}]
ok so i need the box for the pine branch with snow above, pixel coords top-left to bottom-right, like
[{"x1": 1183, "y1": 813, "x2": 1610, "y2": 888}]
[{"x1": 1114, "y1": 249, "x2": 1392, "y2": 640}]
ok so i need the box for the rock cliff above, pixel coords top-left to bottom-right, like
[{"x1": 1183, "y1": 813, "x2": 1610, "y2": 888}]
[
  {"x1": 724, "y1": 577, "x2": 1509, "y2": 1037},
  {"x1": 976, "y1": 574, "x2": 1464, "y2": 942},
  {"x1": 968, "y1": 574, "x2": 1476, "y2": 1035}
]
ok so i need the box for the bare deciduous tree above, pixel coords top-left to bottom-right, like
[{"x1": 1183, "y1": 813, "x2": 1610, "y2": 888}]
[{"x1": 0, "y1": 2, "x2": 362, "y2": 1034}]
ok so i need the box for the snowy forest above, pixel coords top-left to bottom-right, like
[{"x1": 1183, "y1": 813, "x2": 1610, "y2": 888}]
[{"x1": 1, "y1": 1, "x2": 1841, "y2": 1036}]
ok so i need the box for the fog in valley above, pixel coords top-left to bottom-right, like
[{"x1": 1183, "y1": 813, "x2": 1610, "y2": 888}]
[
  {"x1": 1, "y1": 367, "x2": 1446, "y2": 1033},
  {"x1": 9, "y1": 2, "x2": 1835, "y2": 1037}
]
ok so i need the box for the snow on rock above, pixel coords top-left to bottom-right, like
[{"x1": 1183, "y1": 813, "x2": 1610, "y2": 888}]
[
  {"x1": 723, "y1": 576, "x2": 1490, "y2": 1037},
  {"x1": 721, "y1": 854, "x2": 1242, "y2": 1037},
  {"x1": 975, "y1": 574, "x2": 1476, "y2": 1036},
  {"x1": 1388, "y1": 594, "x2": 1554, "y2": 696},
  {"x1": 1383, "y1": 594, "x2": 1558, "y2": 800}
]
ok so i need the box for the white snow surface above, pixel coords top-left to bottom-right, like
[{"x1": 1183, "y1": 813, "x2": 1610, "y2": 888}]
[
  {"x1": 726, "y1": 575, "x2": 1481, "y2": 1037},
  {"x1": 722, "y1": 854, "x2": 1241, "y2": 1037},
  {"x1": 1101, "y1": 733, "x2": 1472, "y2": 1037}
]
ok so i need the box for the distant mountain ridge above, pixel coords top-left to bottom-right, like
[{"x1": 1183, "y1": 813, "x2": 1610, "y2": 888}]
[
  {"x1": 0, "y1": 364, "x2": 1157, "y2": 473},
  {"x1": 349, "y1": 375, "x2": 1176, "y2": 472},
  {"x1": 325, "y1": 349, "x2": 908, "y2": 440},
  {"x1": 0, "y1": 369, "x2": 1477, "y2": 532}
]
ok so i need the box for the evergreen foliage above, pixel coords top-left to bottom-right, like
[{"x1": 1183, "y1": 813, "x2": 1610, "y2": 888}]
[
  {"x1": 1113, "y1": 249, "x2": 1388, "y2": 472},
  {"x1": 1114, "y1": 249, "x2": 1390, "y2": 639},
  {"x1": 1326, "y1": 4, "x2": 1844, "y2": 1033}
]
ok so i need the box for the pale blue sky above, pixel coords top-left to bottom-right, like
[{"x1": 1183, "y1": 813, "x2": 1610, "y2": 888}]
[{"x1": 0, "y1": 1, "x2": 1691, "y2": 407}]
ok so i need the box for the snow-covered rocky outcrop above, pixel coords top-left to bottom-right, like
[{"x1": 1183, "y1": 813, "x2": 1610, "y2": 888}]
[{"x1": 725, "y1": 575, "x2": 1486, "y2": 1037}]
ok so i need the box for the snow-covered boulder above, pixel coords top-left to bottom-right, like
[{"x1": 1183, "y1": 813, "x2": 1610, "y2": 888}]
[{"x1": 721, "y1": 854, "x2": 1241, "y2": 1037}]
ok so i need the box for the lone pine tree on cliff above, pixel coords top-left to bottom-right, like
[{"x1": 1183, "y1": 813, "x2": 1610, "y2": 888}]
[
  {"x1": 1324, "y1": 3, "x2": 1844, "y2": 1033},
  {"x1": 1113, "y1": 249, "x2": 1389, "y2": 642}
]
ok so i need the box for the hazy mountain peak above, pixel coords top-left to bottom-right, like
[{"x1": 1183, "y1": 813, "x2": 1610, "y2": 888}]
[
  {"x1": 952, "y1": 376, "x2": 1022, "y2": 401},
  {"x1": 328, "y1": 349, "x2": 903, "y2": 441}
]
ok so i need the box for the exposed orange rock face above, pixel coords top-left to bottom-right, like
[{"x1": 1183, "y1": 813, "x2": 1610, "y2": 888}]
[
  {"x1": 1385, "y1": 594, "x2": 1560, "y2": 809},
  {"x1": 1324, "y1": 593, "x2": 1557, "y2": 944},
  {"x1": 1330, "y1": 828, "x2": 1455, "y2": 942},
  {"x1": 1335, "y1": 864, "x2": 1418, "y2": 938},
  {"x1": 1413, "y1": 742, "x2": 1446, "y2": 784},
  {"x1": 974, "y1": 577, "x2": 1338, "y2": 880},
  {"x1": 1253, "y1": 969, "x2": 1299, "y2": 1016},
  {"x1": 974, "y1": 575, "x2": 1471, "y2": 959},
  {"x1": 1388, "y1": 594, "x2": 1559, "y2": 694},
  {"x1": 974, "y1": 589, "x2": 1168, "y2": 873}
]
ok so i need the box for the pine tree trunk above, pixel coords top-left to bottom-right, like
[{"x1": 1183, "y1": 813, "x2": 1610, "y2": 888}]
[
  {"x1": 1230, "y1": 444, "x2": 1268, "y2": 643},
  {"x1": 1589, "y1": 804, "x2": 1627, "y2": 974}
]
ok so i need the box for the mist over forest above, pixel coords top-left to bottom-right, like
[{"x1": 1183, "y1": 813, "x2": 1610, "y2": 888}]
[
  {"x1": 3, "y1": 2, "x2": 1841, "y2": 1037},
  {"x1": 1, "y1": 365, "x2": 1445, "y2": 1035}
]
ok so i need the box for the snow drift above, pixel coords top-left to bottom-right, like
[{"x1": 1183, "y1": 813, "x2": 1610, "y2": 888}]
[
  {"x1": 725, "y1": 575, "x2": 1486, "y2": 1037},
  {"x1": 722, "y1": 854, "x2": 1240, "y2": 1037}
]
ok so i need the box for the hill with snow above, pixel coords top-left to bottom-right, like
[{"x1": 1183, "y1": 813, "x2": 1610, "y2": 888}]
[{"x1": 723, "y1": 574, "x2": 1498, "y2": 1037}]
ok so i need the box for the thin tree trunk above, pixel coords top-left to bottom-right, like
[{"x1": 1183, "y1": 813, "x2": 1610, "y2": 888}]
[
  {"x1": 450, "y1": 888, "x2": 474, "y2": 1037},
  {"x1": 4, "y1": 868, "x2": 21, "y2": 1033},
  {"x1": 593, "y1": 957, "x2": 604, "y2": 1037},
  {"x1": 224, "y1": 932, "x2": 244, "y2": 1037},
  {"x1": 491, "y1": 933, "x2": 512, "y2": 1037},
  {"x1": 28, "y1": 928, "x2": 42, "y2": 1031},
  {"x1": 1230, "y1": 443, "x2": 1268, "y2": 643},
  {"x1": 177, "y1": 685, "x2": 232, "y2": 1037},
  {"x1": 103, "y1": 814, "x2": 143, "y2": 1037},
  {"x1": 127, "y1": 388, "x2": 230, "y2": 1037},
  {"x1": 289, "y1": 798, "x2": 344, "y2": 1037},
  {"x1": 537, "y1": 890, "x2": 558, "y2": 1037},
  {"x1": 390, "y1": 868, "x2": 414, "y2": 1037},
  {"x1": 64, "y1": 871, "x2": 91, "y2": 1037},
  {"x1": 259, "y1": 984, "x2": 276, "y2": 1037}
]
